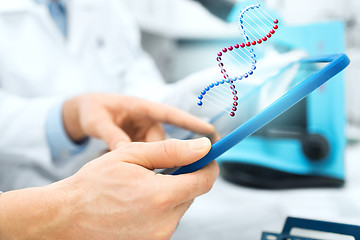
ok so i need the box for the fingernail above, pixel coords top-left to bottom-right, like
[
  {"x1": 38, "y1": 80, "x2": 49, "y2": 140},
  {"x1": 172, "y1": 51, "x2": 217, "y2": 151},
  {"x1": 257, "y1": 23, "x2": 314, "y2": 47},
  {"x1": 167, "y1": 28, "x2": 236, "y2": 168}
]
[{"x1": 190, "y1": 137, "x2": 211, "y2": 151}]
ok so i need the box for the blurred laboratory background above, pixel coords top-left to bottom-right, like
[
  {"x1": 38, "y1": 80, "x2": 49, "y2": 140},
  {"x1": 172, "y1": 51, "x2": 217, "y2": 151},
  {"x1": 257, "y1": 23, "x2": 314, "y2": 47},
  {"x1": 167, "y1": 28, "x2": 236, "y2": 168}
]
[
  {"x1": 120, "y1": 0, "x2": 360, "y2": 140},
  {"x1": 118, "y1": 0, "x2": 360, "y2": 239}
]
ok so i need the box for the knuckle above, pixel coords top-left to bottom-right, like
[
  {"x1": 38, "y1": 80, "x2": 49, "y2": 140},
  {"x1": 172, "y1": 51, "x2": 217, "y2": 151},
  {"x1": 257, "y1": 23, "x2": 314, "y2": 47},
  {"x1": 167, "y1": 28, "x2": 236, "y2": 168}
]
[
  {"x1": 127, "y1": 141, "x2": 144, "y2": 150},
  {"x1": 154, "y1": 232, "x2": 173, "y2": 240},
  {"x1": 121, "y1": 142, "x2": 145, "y2": 153},
  {"x1": 153, "y1": 192, "x2": 174, "y2": 210},
  {"x1": 202, "y1": 175, "x2": 214, "y2": 194},
  {"x1": 83, "y1": 117, "x2": 98, "y2": 129},
  {"x1": 150, "y1": 226, "x2": 176, "y2": 240},
  {"x1": 79, "y1": 93, "x2": 97, "y2": 108},
  {"x1": 120, "y1": 142, "x2": 146, "y2": 157},
  {"x1": 162, "y1": 139, "x2": 179, "y2": 160}
]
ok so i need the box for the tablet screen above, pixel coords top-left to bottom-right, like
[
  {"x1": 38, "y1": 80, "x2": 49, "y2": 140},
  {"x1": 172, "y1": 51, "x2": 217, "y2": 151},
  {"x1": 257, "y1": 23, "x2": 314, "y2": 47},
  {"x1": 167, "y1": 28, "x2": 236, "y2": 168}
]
[
  {"x1": 170, "y1": 54, "x2": 349, "y2": 175},
  {"x1": 207, "y1": 60, "x2": 326, "y2": 139}
]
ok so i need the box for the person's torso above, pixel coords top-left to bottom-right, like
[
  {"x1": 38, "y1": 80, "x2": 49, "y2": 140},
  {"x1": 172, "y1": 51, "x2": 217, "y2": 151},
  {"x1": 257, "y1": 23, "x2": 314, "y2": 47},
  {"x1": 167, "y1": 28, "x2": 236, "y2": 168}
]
[{"x1": 0, "y1": 0, "x2": 149, "y2": 99}]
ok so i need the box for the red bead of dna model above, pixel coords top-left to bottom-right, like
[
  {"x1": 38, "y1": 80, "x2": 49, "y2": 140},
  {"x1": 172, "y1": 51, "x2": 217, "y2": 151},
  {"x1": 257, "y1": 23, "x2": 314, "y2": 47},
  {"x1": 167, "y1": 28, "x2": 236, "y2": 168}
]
[{"x1": 197, "y1": 4, "x2": 279, "y2": 117}]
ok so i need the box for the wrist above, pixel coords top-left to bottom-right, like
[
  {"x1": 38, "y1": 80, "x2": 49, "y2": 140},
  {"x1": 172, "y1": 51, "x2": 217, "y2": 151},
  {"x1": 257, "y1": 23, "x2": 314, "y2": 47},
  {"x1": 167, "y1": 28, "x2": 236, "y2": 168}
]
[
  {"x1": 0, "y1": 182, "x2": 79, "y2": 240},
  {"x1": 62, "y1": 97, "x2": 86, "y2": 142}
]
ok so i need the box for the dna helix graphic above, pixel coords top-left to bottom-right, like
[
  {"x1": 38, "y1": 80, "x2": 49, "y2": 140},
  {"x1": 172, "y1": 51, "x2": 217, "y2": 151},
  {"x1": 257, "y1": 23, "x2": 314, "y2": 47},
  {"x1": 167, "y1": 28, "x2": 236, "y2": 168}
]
[{"x1": 197, "y1": 4, "x2": 279, "y2": 117}]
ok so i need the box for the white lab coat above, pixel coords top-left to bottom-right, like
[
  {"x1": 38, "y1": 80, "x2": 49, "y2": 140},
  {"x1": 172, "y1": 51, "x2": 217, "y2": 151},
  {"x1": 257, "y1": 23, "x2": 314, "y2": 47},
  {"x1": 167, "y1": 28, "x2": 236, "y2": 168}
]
[{"x1": 0, "y1": 0, "x2": 170, "y2": 190}]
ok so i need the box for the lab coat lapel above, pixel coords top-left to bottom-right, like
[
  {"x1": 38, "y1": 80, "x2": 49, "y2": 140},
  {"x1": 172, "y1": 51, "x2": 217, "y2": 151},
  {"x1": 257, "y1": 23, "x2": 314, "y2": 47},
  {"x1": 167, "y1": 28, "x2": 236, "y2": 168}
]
[
  {"x1": 0, "y1": 0, "x2": 67, "y2": 46},
  {"x1": 0, "y1": 0, "x2": 31, "y2": 12},
  {"x1": 66, "y1": 0, "x2": 99, "y2": 55},
  {"x1": 0, "y1": 0, "x2": 101, "y2": 55},
  {"x1": 31, "y1": 3, "x2": 67, "y2": 46}
]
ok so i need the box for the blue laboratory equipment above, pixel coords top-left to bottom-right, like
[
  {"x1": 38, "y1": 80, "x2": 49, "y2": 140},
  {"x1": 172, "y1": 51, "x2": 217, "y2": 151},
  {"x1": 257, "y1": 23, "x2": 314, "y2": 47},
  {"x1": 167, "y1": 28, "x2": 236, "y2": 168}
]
[
  {"x1": 169, "y1": 20, "x2": 349, "y2": 190},
  {"x1": 218, "y1": 22, "x2": 348, "y2": 188},
  {"x1": 172, "y1": 54, "x2": 350, "y2": 176},
  {"x1": 172, "y1": 53, "x2": 350, "y2": 178}
]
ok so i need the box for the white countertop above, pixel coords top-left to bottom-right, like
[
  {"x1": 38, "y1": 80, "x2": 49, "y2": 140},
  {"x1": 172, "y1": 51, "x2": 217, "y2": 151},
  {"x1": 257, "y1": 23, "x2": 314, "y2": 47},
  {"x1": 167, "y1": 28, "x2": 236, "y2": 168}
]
[{"x1": 171, "y1": 142, "x2": 360, "y2": 240}]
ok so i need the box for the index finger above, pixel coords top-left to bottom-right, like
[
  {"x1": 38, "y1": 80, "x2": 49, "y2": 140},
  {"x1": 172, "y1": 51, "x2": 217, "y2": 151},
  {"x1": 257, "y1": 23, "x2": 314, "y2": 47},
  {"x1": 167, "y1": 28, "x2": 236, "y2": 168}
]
[
  {"x1": 157, "y1": 160, "x2": 219, "y2": 204},
  {"x1": 134, "y1": 99, "x2": 215, "y2": 136}
]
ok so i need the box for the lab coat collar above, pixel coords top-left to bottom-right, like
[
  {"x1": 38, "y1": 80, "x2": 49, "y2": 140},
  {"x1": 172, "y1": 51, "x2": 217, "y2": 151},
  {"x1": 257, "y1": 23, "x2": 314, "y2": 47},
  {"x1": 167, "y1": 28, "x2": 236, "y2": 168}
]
[
  {"x1": 0, "y1": 0, "x2": 68, "y2": 13},
  {"x1": 0, "y1": 0, "x2": 33, "y2": 12},
  {"x1": 65, "y1": 0, "x2": 97, "y2": 54},
  {"x1": 34, "y1": 0, "x2": 67, "y2": 5},
  {"x1": 0, "y1": 0, "x2": 97, "y2": 13},
  {"x1": 0, "y1": 0, "x2": 100, "y2": 53}
]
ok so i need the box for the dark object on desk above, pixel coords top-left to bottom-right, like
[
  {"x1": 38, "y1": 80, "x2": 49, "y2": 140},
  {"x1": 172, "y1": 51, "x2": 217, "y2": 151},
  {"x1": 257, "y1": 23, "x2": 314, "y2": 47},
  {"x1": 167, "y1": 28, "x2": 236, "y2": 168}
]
[
  {"x1": 193, "y1": 0, "x2": 234, "y2": 20},
  {"x1": 221, "y1": 161, "x2": 344, "y2": 190},
  {"x1": 262, "y1": 217, "x2": 360, "y2": 240},
  {"x1": 220, "y1": 97, "x2": 344, "y2": 189}
]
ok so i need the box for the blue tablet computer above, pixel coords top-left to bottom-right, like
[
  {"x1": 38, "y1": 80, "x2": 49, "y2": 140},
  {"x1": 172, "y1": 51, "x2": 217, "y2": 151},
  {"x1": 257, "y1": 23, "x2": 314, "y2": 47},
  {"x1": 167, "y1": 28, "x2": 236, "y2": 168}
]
[{"x1": 171, "y1": 53, "x2": 350, "y2": 175}]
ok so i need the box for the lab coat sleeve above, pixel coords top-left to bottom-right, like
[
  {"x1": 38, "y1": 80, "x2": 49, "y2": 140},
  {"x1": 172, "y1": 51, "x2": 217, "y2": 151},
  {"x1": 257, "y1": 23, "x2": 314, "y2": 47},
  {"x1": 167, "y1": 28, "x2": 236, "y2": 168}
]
[
  {"x1": 0, "y1": 90, "x2": 59, "y2": 167},
  {"x1": 46, "y1": 102, "x2": 89, "y2": 162}
]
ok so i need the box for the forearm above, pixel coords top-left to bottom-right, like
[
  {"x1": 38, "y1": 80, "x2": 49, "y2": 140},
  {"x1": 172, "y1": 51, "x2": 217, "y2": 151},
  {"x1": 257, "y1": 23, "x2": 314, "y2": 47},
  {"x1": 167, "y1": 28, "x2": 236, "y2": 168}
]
[
  {"x1": 0, "y1": 138, "x2": 218, "y2": 240},
  {"x1": 0, "y1": 182, "x2": 77, "y2": 240}
]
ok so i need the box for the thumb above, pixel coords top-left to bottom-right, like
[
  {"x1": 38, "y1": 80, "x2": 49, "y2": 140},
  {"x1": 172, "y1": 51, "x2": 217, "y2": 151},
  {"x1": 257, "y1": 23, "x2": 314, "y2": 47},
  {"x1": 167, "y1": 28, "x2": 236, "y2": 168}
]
[{"x1": 116, "y1": 137, "x2": 212, "y2": 170}]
